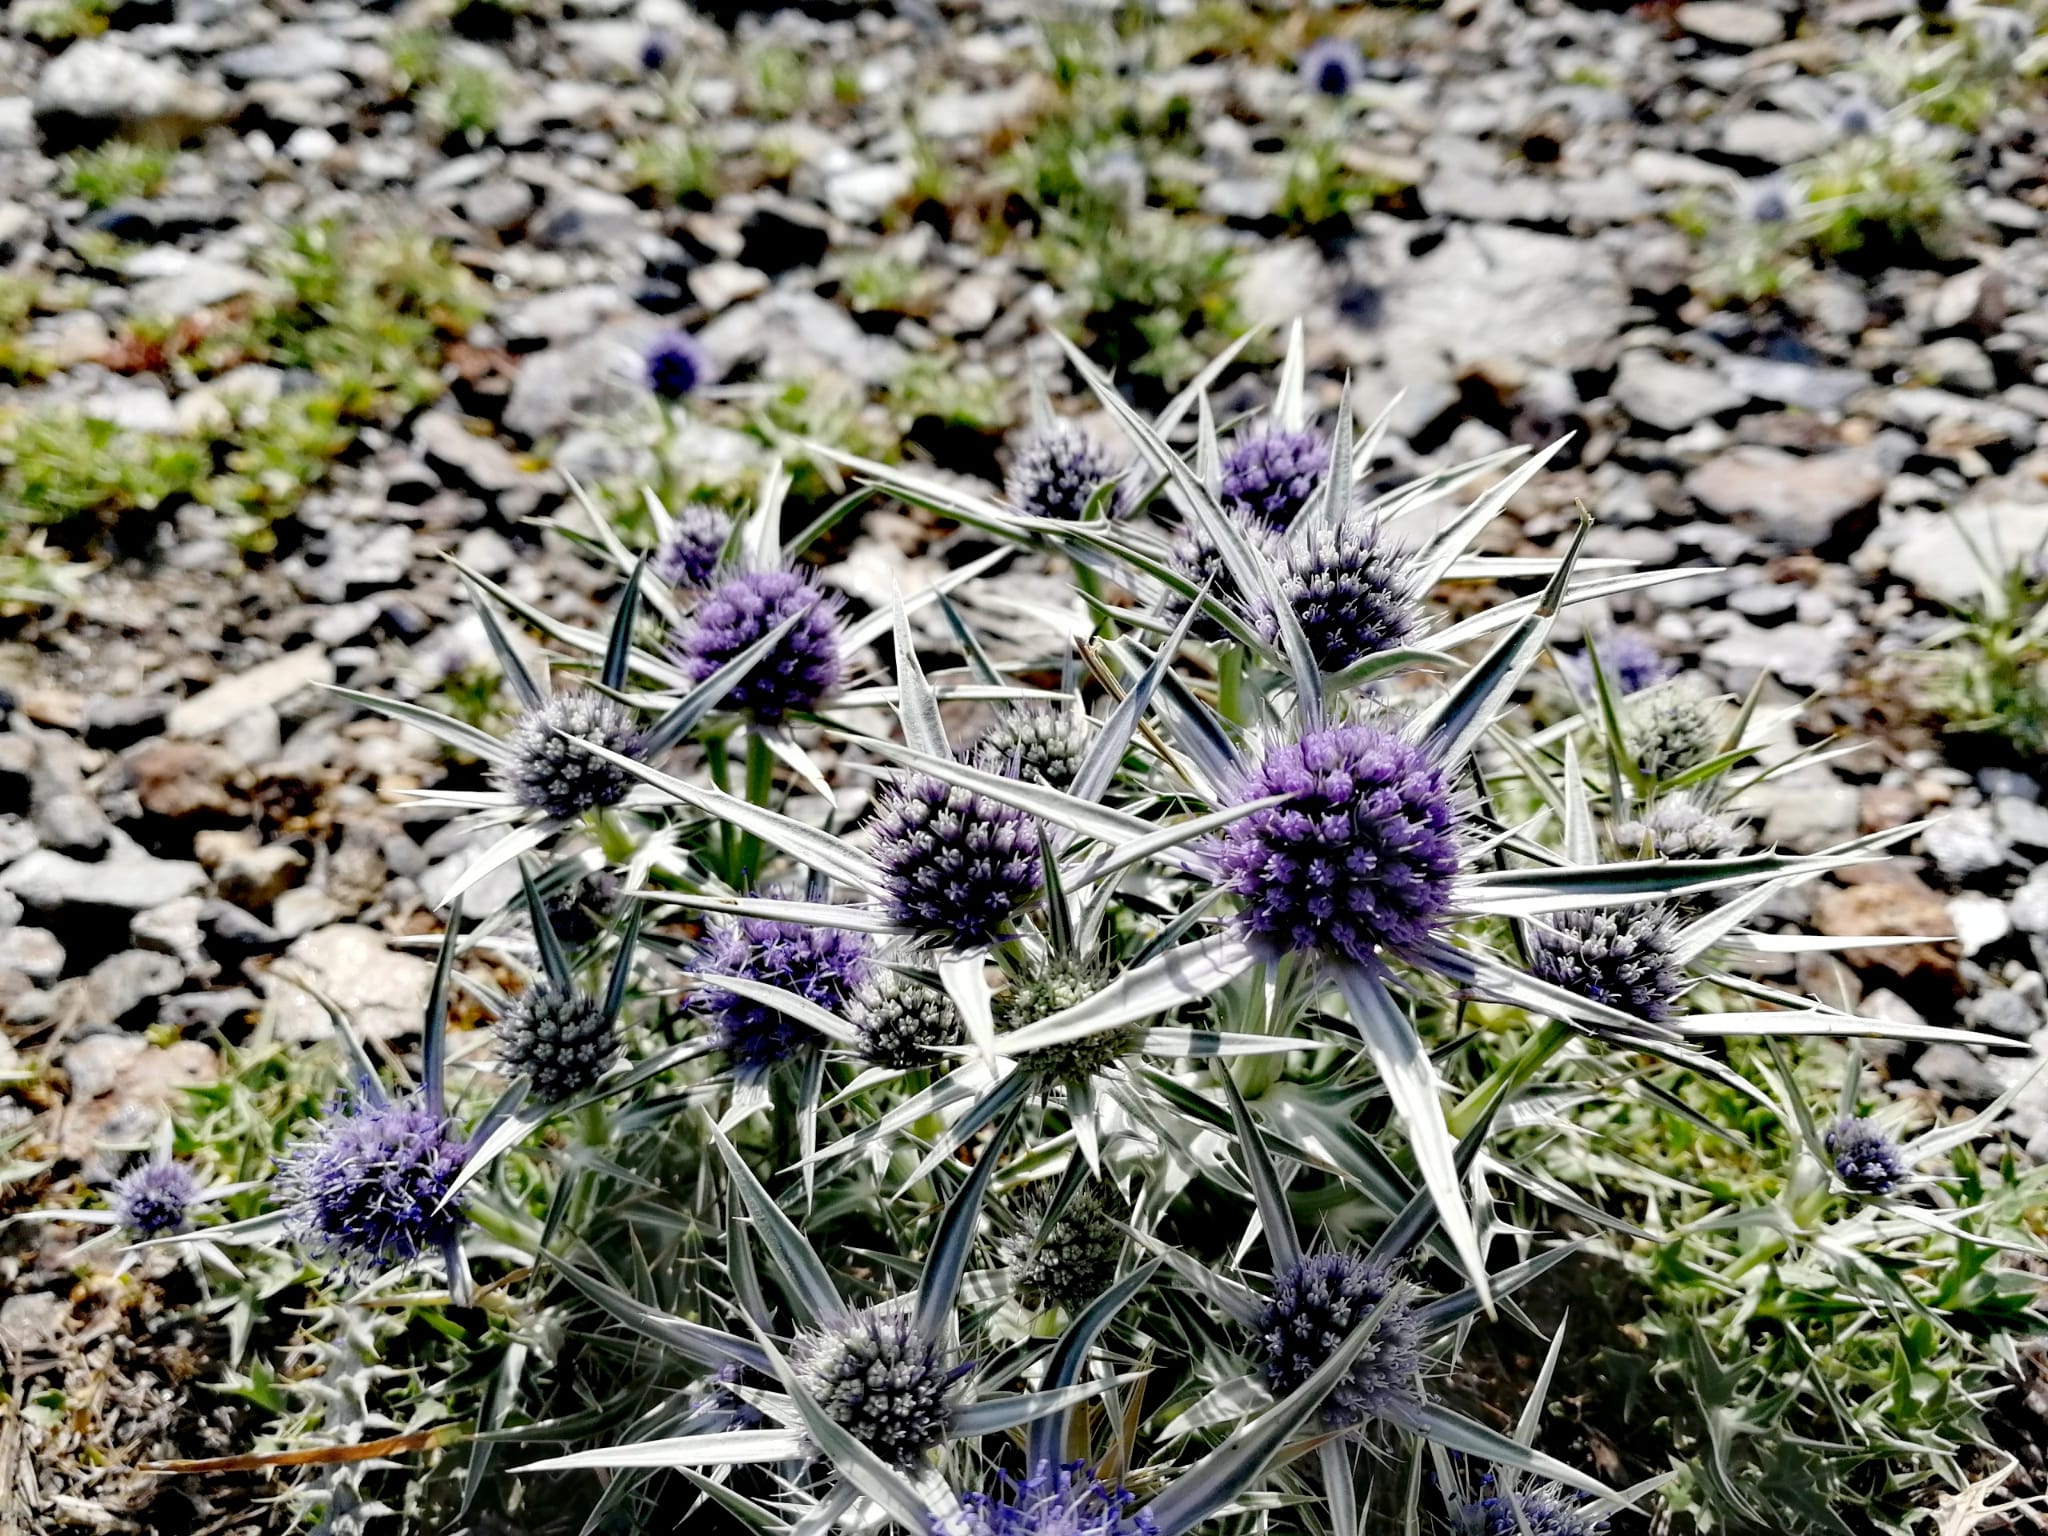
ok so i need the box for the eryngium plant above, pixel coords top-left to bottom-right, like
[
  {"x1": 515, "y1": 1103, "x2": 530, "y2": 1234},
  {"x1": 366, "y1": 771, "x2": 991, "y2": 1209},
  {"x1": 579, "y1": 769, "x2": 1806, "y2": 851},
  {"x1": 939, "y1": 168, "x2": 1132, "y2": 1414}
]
[{"x1": 90, "y1": 327, "x2": 2036, "y2": 1536}]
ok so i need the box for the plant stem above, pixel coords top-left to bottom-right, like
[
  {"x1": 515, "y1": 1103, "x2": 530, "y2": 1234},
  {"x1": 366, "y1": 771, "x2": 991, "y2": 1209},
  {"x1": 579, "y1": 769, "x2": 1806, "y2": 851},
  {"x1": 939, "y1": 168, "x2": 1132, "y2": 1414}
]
[
  {"x1": 1447, "y1": 1018, "x2": 1571, "y2": 1138},
  {"x1": 1218, "y1": 647, "x2": 1245, "y2": 726},
  {"x1": 734, "y1": 730, "x2": 773, "y2": 885}
]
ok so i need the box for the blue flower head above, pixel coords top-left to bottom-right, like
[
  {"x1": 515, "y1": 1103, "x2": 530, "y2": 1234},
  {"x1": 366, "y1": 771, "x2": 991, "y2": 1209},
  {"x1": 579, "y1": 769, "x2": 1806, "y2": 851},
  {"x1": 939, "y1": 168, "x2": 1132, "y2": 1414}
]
[
  {"x1": 674, "y1": 569, "x2": 843, "y2": 723},
  {"x1": 1561, "y1": 628, "x2": 1671, "y2": 699},
  {"x1": 499, "y1": 689, "x2": 646, "y2": 821},
  {"x1": 645, "y1": 328, "x2": 712, "y2": 400},
  {"x1": 278, "y1": 1094, "x2": 471, "y2": 1272},
  {"x1": 1214, "y1": 723, "x2": 1459, "y2": 968},
  {"x1": 1007, "y1": 424, "x2": 1130, "y2": 522},
  {"x1": 1221, "y1": 428, "x2": 1332, "y2": 528},
  {"x1": 640, "y1": 28, "x2": 680, "y2": 73},
  {"x1": 653, "y1": 501, "x2": 732, "y2": 590},
  {"x1": 1298, "y1": 36, "x2": 1365, "y2": 98},
  {"x1": 955, "y1": 1462, "x2": 1157, "y2": 1536},
  {"x1": 1262, "y1": 516, "x2": 1421, "y2": 673},
  {"x1": 1825, "y1": 1117, "x2": 1909, "y2": 1196},
  {"x1": 872, "y1": 774, "x2": 1043, "y2": 950},
  {"x1": 693, "y1": 917, "x2": 871, "y2": 1075},
  {"x1": 110, "y1": 1159, "x2": 202, "y2": 1238},
  {"x1": 1528, "y1": 906, "x2": 1685, "y2": 1023},
  {"x1": 1458, "y1": 1478, "x2": 1606, "y2": 1536},
  {"x1": 1259, "y1": 1252, "x2": 1424, "y2": 1428}
]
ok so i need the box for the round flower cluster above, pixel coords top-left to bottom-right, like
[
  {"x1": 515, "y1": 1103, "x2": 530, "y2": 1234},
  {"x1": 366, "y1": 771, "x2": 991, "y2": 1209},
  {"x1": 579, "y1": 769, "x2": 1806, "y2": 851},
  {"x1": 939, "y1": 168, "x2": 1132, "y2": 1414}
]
[
  {"x1": 871, "y1": 775, "x2": 1042, "y2": 950},
  {"x1": 1825, "y1": 1117, "x2": 1909, "y2": 1196},
  {"x1": 1167, "y1": 510, "x2": 1284, "y2": 641},
  {"x1": 1458, "y1": 1479, "x2": 1606, "y2": 1536},
  {"x1": 1623, "y1": 685, "x2": 1719, "y2": 780},
  {"x1": 956, "y1": 1461, "x2": 1157, "y2": 1536},
  {"x1": 1262, "y1": 518, "x2": 1420, "y2": 673},
  {"x1": 1212, "y1": 723, "x2": 1460, "y2": 968},
  {"x1": 790, "y1": 1307, "x2": 964, "y2": 1465},
  {"x1": 499, "y1": 690, "x2": 646, "y2": 822},
  {"x1": 1297, "y1": 36, "x2": 1365, "y2": 98},
  {"x1": 1612, "y1": 795, "x2": 1743, "y2": 861},
  {"x1": 999, "y1": 1182, "x2": 1126, "y2": 1314},
  {"x1": 653, "y1": 501, "x2": 732, "y2": 590},
  {"x1": 495, "y1": 982, "x2": 617, "y2": 1103},
  {"x1": 278, "y1": 1096, "x2": 470, "y2": 1271},
  {"x1": 693, "y1": 917, "x2": 871, "y2": 1076},
  {"x1": 1221, "y1": 429, "x2": 1332, "y2": 528},
  {"x1": 1528, "y1": 906, "x2": 1685, "y2": 1023},
  {"x1": 1560, "y1": 628, "x2": 1671, "y2": 699},
  {"x1": 644, "y1": 328, "x2": 712, "y2": 400},
  {"x1": 674, "y1": 569, "x2": 842, "y2": 724},
  {"x1": 976, "y1": 706, "x2": 1091, "y2": 791},
  {"x1": 700, "y1": 1360, "x2": 768, "y2": 1431},
  {"x1": 1006, "y1": 424, "x2": 1128, "y2": 523},
  {"x1": 999, "y1": 959, "x2": 1130, "y2": 1084},
  {"x1": 853, "y1": 973, "x2": 961, "y2": 1070},
  {"x1": 1257, "y1": 1252, "x2": 1424, "y2": 1428},
  {"x1": 109, "y1": 1159, "x2": 202, "y2": 1238}
]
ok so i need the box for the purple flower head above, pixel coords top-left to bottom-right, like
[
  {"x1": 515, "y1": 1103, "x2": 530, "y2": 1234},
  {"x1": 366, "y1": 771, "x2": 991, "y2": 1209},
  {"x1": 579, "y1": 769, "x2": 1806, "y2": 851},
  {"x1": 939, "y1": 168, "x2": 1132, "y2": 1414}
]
[
  {"x1": 674, "y1": 569, "x2": 842, "y2": 723},
  {"x1": 644, "y1": 327, "x2": 713, "y2": 400},
  {"x1": 1006, "y1": 424, "x2": 1130, "y2": 522},
  {"x1": 653, "y1": 502, "x2": 732, "y2": 590},
  {"x1": 1298, "y1": 36, "x2": 1365, "y2": 98},
  {"x1": 974, "y1": 705, "x2": 1090, "y2": 792},
  {"x1": 1738, "y1": 176, "x2": 1797, "y2": 226},
  {"x1": 499, "y1": 689, "x2": 646, "y2": 821},
  {"x1": 278, "y1": 1094, "x2": 470, "y2": 1272},
  {"x1": 1213, "y1": 723, "x2": 1459, "y2": 968},
  {"x1": 1260, "y1": 517, "x2": 1421, "y2": 673},
  {"x1": 1459, "y1": 1479, "x2": 1606, "y2": 1536},
  {"x1": 1528, "y1": 906, "x2": 1684, "y2": 1023},
  {"x1": 1258, "y1": 1252, "x2": 1424, "y2": 1428},
  {"x1": 702, "y1": 1360, "x2": 768, "y2": 1431},
  {"x1": 1560, "y1": 628, "x2": 1671, "y2": 699},
  {"x1": 791, "y1": 1306, "x2": 968, "y2": 1464},
  {"x1": 1825, "y1": 1117, "x2": 1909, "y2": 1196},
  {"x1": 1166, "y1": 508, "x2": 1285, "y2": 642},
  {"x1": 640, "y1": 27, "x2": 680, "y2": 73},
  {"x1": 110, "y1": 1159, "x2": 202, "y2": 1238},
  {"x1": 955, "y1": 1462, "x2": 1158, "y2": 1536},
  {"x1": 496, "y1": 981, "x2": 618, "y2": 1103},
  {"x1": 693, "y1": 917, "x2": 871, "y2": 1075},
  {"x1": 1222, "y1": 428, "x2": 1331, "y2": 528},
  {"x1": 871, "y1": 774, "x2": 1042, "y2": 950}
]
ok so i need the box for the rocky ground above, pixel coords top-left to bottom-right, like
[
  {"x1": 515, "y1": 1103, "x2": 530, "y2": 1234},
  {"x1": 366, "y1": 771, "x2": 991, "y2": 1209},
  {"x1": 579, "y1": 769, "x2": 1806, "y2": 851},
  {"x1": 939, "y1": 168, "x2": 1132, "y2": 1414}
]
[{"x1": 4, "y1": 0, "x2": 2048, "y2": 1527}]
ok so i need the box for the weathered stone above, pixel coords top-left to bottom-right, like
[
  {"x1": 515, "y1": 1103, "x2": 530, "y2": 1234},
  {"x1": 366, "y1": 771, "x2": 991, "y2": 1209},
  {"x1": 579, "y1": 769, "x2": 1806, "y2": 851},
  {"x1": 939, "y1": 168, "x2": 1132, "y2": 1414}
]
[
  {"x1": 167, "y1": 650, "x2": 333, "y2": 740},
  {"x1": 260, "y1": 924, "x2": 436, "y2": 1043},
  {"x1": 1613, "y1": 351, "x2": 1747, "y2": 432},
  {"x1": 1, "y1": 845, "x2": 205, "y2": 914},
  {"x1": 1685, "y1": 446, "x2": 1884, "y2": 547}
]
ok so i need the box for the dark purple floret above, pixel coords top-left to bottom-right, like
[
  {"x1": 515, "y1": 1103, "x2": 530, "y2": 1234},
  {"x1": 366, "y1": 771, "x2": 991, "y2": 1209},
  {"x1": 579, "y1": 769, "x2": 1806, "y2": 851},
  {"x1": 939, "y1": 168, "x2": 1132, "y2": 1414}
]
[
  {"x1": 640, "y1": 28, "x2": 680, "y2": 73},
  {"x1": 1260, "y1": 518, "x2": 1421, "y2": 673},
  {"x1": 693, "y1": 917, "x2": 871, "y2": 1075},
  {"x1": 278, "y1": 1095, "x2": 470, "y2": 1272},
  {"x1": 871, "y1": 774, "x2": 1042, "y2": 950},
  {"x1": 1458, "y1": 1478, "x2": 1606, "y2": 1536},
  {"x1": 1006, "y1": 424, "x2": 1129, "y2": 522},
  {"x1": 645, "y1": 328, "x2": 713, "y2": 400},
  {"x1": 653, "y1": 502, "x2": 732, "y2": 589},
  {"x1": 1825, "y1": 1117, "x2": 1909, "y2": 1196},
  {"x1": 674, "y1": 569, "x2": 842, "y2": 723},
  {"x1": 954, "y1": 1461, "x2": 1158, "y2": 1536},
  {"x1": 1560, "y1": 628, "x2": 1672, "y2": 699},
  {"x1": 499, "y1": 689, "x2": 646, "y2": 821},
  {"x1": 1528, "y1": 906, "x2": 1685, "y2": 1023},
  {"x1": 702, "y1": 1360, "x2": 768, "y2": 1431},
  {"x1": 110, "y1": 1159, "x2": 202, "y2": 1238},
  {"x1": 1258, "y1": 1252, "x2": 1423, "y2": 1428},
  {"x1": 1220, "y1": 428, "x2": 1331, "y2": 528},
  {"x1": 1166, "y1": 508, "x2": 1285, "y2": 642},
  {"x1": 1212, "y1": 724, "x2": 1459, "y2": 968},
  {"x1": 1297, "y1": 36, "x2": 1365, "y2": 98}
]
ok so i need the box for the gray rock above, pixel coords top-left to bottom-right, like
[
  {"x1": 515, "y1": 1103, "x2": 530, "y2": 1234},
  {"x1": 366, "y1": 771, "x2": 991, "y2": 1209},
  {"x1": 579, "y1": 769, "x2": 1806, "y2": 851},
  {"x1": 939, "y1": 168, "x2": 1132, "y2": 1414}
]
[
  {"x1": 2011, "y1": 871, "x2": 2048, "y2": 935},
  {"x1": 530, "y1": 186, "x2": 645, "y2": 251},
  {"x1": 218, "y1": 29, "x2": 353, "y2": 83},
  {"x1": 0, "y1": 927, "x2": 63, "y2": 981},
  {"x1": 1676, "y1": 1, "x2": 1783, "y2": 47},
  {"x1": 1887, "y1": 502, "x2": 2048, "y2": 605},
  {"x1": 916, "y1": 81, "x2": 1039, "y2": 140},
  {"x1": 260, "y1": 924, "x2": 437, "y2": 1043},
  {"x1": 33, "y1": 791, "x2": 108, "y2": 857},
  {"x1": 35, "y1": 40, "x2": 232, "y2": 137},
  {"x1": 698, "y1": 289, "x2": 905, "y2": 386},
  {"x1": 1613, "y1": 350, "x2": 1747, "y2": 432},
  {"x1": 824, "y1": 161, "x2": 912, "y2": 225},
  {"x1": 1423, "y1": 168, "x2": 1562, "y2": 225},
  {"x1": 1964, "y1": 988, "x2": 2038, "y2": 1040},
  {"x1": 462, "y1": 177, "x2": 536, "y2": 231},
  {"x1": 1, "y1": 845, "x2": 205, "y2": 914},
  {"x1": 125, "y1": 259, "x2": 268, "y2": 318},
  {"x1": 86, "y1": 950, "x2": 185, "y2": 1025},
  {"x1": 1719, "y1": 111, "x2": 1828, "y2": 165},
  {"x1": 1875, "y1": 387, "x2": 2037, "y2": 448},
  {"x1": 132, "y1": 895, "x2": 207, "y2": 964},
  {"x1": 1717, "y1": 356, "x2": 1870, "y2": 413},
  {"x1": 503, "y1": 326, "x2": 652, "y2": 440},
  {"x1": 1686, "y1": 446, "x2": 1884, "y2": 546},
  {"x1": 415, "y1": 411, "x2": 540, "y2": 501},
  {"x1": 1914, "y1": 337, "x2": 1997, "y2": 395},
  {"x1": 1752, "y1": 778, "x2": 1860, "y2": 849},
  {"x1": 1379, "y1": 224, "x2": 1625, "y2": 373},
  {"x1": 167, "y1": 649, "x2": 333, "y2": 740},
  {"x1": 1948, "y1": 893, "x2": 2011, "y2": 957},
  {"x1": 1923, "y1": 807, "x2": 2012, "y2": 879}
]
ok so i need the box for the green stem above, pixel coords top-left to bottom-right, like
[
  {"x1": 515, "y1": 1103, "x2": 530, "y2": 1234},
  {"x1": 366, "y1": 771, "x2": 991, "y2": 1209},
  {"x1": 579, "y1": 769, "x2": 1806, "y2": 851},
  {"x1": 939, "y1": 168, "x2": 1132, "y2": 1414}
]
[
  {"x1": 1722, "y1": 1228, "x2": 1788, "y2": 1283},
  {"x1": 1447, "y1": 1018, "x2": 1571, "y2": 1139},
  {"x1": 733, "y1": 731, "x2": 774, "y2": 885},
  {"x1": 593, "y1": 809, "x2": 636, "y2": 866},
  {"x1": 706, "y1": 731, "x2": 733, "y2": 879},
  {"x1": 1217, "y1": 647, "x2": 1245, "y2": 726}
]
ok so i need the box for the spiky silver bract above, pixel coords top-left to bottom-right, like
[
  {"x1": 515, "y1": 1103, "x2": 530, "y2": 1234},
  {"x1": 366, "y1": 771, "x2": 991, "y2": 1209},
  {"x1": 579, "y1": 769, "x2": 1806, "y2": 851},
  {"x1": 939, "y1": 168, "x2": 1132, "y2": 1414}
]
[
  {"x1": 495, "y1": 982, "x2": 617, "y2": 1102},
  {"x1": 499, "y1": 689, "x2": 645, "y2": 821},
  {"x1": 791, "y1": 1307, "x2": 965, "y2": 1465},
  {"x1": 1258, "y1": 1252, "x2": 1423, "y2": 1428}
]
